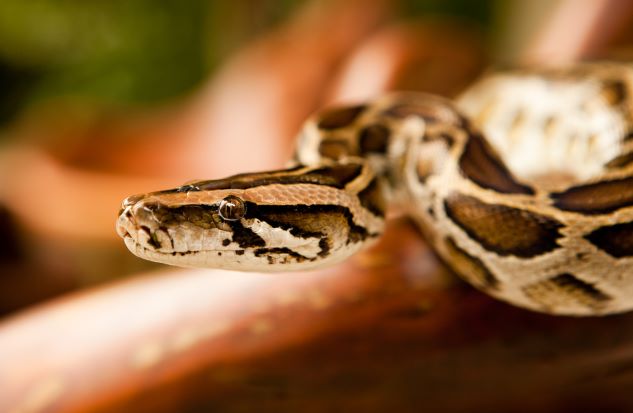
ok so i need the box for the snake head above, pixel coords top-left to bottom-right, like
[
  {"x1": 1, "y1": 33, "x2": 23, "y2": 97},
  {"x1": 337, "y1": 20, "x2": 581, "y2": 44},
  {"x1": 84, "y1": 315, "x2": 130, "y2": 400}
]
[{"x1": 116, "y1": 163, "x2": 385, "y2": 271}]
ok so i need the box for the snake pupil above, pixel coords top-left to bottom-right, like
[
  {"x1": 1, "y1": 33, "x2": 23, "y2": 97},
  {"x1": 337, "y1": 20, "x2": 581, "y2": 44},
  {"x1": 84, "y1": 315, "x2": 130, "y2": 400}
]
[{"x1": 218, "y1": 195, "x2": 246, "y2": 221}]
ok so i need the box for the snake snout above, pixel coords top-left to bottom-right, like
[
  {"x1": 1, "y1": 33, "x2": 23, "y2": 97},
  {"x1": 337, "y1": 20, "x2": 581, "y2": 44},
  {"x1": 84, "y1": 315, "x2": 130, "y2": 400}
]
[
  {"x1": 116, "y1": 198, "x2": 182, "y2": 254},
  {"x1": 116, "y1": 197, "x2": 157, "y2": 238}
]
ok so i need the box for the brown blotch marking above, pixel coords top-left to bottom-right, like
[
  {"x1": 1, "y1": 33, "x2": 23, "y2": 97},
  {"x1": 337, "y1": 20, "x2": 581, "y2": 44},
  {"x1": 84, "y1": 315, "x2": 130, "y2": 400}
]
[
  {"x1": 605, "y1": 151, "x2": 633, "y2": 169},
  {"x1": 197, "y1": 163, "x2": 361, "y2": 191},
  {"x1": 140, "y1": 226, "x2": 162, "y2": 249},
  {"x1": 247, "y1": 204, "x2": 323, "y2": 240},
  {"x1": 309, "y1": 163, "x2": 363, "y2": 188},
  {"x1": 317, "y1": 238, "x2": 330, "y2": 258},
  {"x1": 601, "y1": 79, "x2": 627, "y2": 105},
  {"x1": 245, "y1": 202, "x2": 371, "y2": 255},
  {"x1": 444, "y1": 193, "x2": 563, "y2": 257},
  {"x1": 318, "y1": 139, "x2": 351, "y2": 160},
  {"x1": 194, "y1": 166, "x2": 312, "y2": 191},
  {"x1": 222, "y1": 239, "x2": 231, "y2": 246},
  {"x1": 444, "y1": 237, "x2": 499, "y2": 290},
  {"x1": 357, "y1": 178, "x2": 386, "y2": 217},
  {"x1": 359, "y1": 124, "x2": 390, "y2": 154},
  {"x1": 254, "y1": 247, "x2": 312, "y2": 263},
  {"x1": 227, "y1": 221, "x2": 266, "y2": 248},
  {"x1": 551, "y1": 176, "x2": 633, "y2": 214},
  {"x1": 459, "y1": 132, "x2": 534, "y2": 195},
  {"x1": 236, "y1": 250, "x2": 245, "y2": 256},
  {"x1": 247, "y1": 203, "x2": 372, "y2": 244},
  {"x1": 317, "y1": 105, "x2": 366, "y2": 130},
  {"x1": 523, "y1": 273, "x2": 610, "y2": 311},
  {"x1": 585, "y1": 222, "x2": 633, "y2": 258}
]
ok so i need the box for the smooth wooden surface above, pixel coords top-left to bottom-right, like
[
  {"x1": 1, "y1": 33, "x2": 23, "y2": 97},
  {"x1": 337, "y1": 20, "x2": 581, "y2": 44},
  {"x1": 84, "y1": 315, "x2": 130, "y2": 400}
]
[{"x1": 1, "y1": 219, "x2": 633, "y2": 413}]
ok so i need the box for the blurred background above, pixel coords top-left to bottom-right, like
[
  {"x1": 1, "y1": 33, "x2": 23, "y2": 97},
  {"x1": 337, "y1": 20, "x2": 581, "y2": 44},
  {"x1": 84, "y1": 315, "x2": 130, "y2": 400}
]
[
  {"x1": 2, "y1": 1, "x2": 633, "y2": 412},
  {"x1": 0, "y1": 0, "x2": 490, "y2": 312}
]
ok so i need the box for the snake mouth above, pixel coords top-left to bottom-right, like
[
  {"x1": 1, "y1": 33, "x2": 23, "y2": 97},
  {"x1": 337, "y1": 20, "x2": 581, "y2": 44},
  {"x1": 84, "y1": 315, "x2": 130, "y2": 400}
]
[
  {"x1": 127, "y1": 239, "x2": 202, "y2": 256},
  {"x1": 122, "y1": 237, "x2": 261, "y2": 270},
  {"x1": 118, "y1": 215, "x2": 239, "y2": 260}
]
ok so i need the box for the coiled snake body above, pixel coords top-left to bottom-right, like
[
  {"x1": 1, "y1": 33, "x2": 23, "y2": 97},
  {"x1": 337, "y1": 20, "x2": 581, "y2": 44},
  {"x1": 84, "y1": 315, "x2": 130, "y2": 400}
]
[{"x1": 117, "y1": 62, "x2": 633, "y2": 316}]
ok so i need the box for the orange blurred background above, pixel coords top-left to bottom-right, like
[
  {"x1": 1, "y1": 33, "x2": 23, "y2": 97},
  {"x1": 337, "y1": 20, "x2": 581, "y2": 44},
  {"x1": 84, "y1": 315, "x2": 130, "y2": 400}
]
[{"x1": 2, "y1": 1, "x2": 633, "y2": 412}]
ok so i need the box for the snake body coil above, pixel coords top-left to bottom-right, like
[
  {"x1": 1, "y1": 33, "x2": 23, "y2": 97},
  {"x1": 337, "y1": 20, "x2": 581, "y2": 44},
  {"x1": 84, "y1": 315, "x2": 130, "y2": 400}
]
[{"x1": 117, "y1": 63, "x2": 633, "y2": 315}]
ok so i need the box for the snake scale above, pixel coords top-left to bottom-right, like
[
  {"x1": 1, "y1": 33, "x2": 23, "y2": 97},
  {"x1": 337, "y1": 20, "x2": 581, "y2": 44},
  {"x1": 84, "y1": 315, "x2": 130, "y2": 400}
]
[{"x1": 117, "y1": 62, "x2": 633, "y2": 316}]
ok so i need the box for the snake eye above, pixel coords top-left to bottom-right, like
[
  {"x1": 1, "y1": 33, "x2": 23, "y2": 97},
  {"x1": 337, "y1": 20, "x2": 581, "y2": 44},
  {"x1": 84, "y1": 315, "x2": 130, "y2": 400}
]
[{"x1": 218, "y1": 195, "x2": 246, "y2": 221}]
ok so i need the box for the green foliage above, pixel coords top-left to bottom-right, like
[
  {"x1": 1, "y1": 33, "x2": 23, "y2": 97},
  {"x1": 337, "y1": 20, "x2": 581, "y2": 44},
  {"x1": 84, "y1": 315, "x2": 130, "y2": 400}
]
[
  {"x1": 0, "y1": 0, "x2": 493, "y2": 124},
  {"x1": 0, "y1": 0, "x2": 208, "y2": 106}
]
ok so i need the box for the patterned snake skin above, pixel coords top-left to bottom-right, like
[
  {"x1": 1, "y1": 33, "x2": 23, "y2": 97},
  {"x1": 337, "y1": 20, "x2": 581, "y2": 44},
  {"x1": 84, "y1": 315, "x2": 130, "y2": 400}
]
[{"x1": 117, "y1": 62, "x2": 633, "y2": 316}]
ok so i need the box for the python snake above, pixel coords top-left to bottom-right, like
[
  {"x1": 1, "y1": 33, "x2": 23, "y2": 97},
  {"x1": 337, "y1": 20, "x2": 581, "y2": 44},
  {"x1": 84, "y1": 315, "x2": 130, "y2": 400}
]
[{"x1": 117, "y1": 62, "x2": 633, "y2": 316}]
